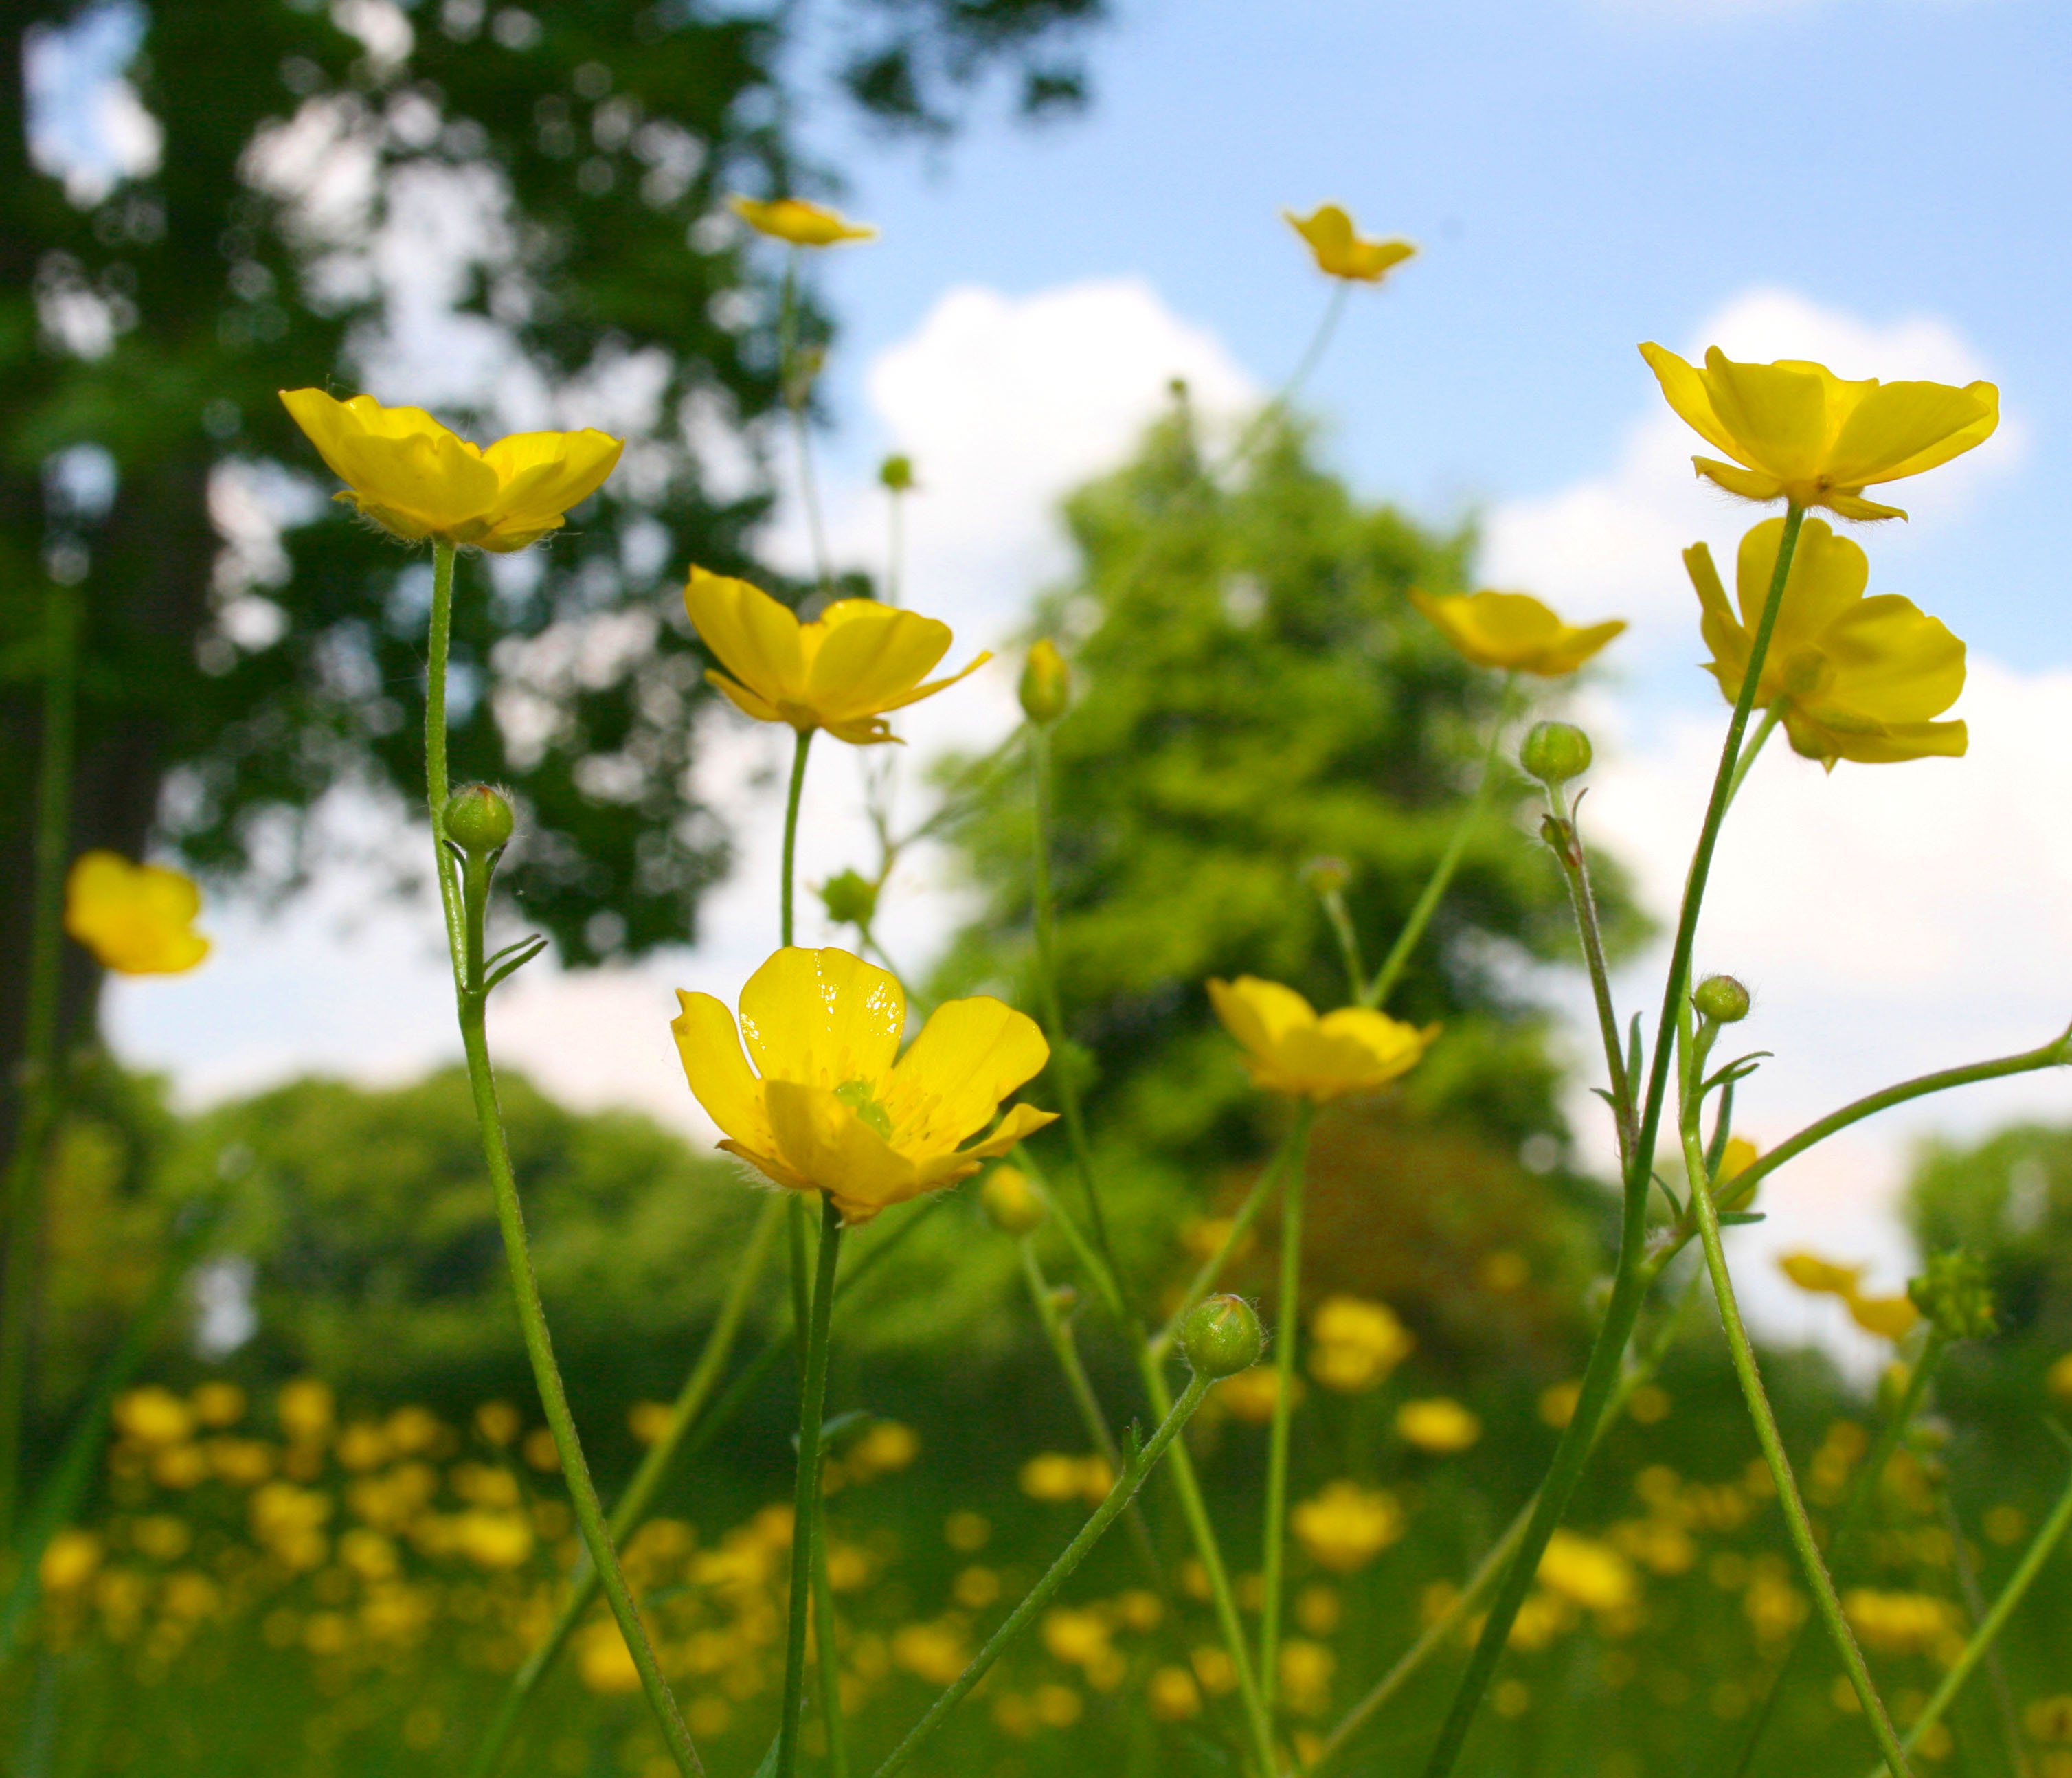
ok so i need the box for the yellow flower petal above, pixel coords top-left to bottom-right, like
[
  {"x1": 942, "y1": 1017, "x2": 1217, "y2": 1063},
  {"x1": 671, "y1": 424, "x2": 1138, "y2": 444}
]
[
  {"x1": 686, "y1": 569, "x2": 807, "y2": 716},
  {"x1": 671, "y1": 991, "x2": 776, "y2": 1158},
  {"x1": 883, "y1": 997, "x2": 1052, "y2": 1152},
  {"x1": 1283, "y1": 205, "x2": 1417, "y2": 284},
  {"x1": 765, "y1": 1081, "x2": 917, "y2": 1222},
  {"x1": 1779, "y1": 1252, "x2": 1861, "y2": 1298},
  {"x1": 1409, "y1": 589, "x2": 1623, "y2": 677},
  {"x1": 64, "y1": 851, "x2": 210, "y2": 976},
  {"x1": 736, "y1": 947, "x2": 905, "y2": 1090},
  {"x1": 804, "y1": 602, "x2": 953, "y2": 719},
  {"x1": 728, "y1": 196, "x2": 877, "y2": 247},
  {"x1": 1209, "y1": 977, "x2": 1433, "y2": 1103}
]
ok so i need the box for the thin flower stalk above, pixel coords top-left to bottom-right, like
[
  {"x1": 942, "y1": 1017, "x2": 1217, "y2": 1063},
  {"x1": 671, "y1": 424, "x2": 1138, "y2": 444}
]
[
  {"x1": 430, "y1": 547, "x2": 703, "y2": 1777},
  {"x1": 1258, "y1": 1104, "x2": 1317, "y2": 1713},
  {"x1": 1365, "y1": 674, "x2": 1518, "y2": 1009},
  {"x1": 0, "y1": 583, "x2": 80, "y2": 1544},
  {"x1": 775, "y1": 1194, "x2": 842, "y2": 1778},
  {"x1": 873, "y1": 1368, "x2": 1217, "y2": 1778},
  {"x1": 776, "y1": 254, "x2": 835, "y2": 599},
  {"x1": 780, "y1": 728, "x2": 813, "y2": 949},
  {"x1": 1418, "y1": 504, "x2": 1809, "y2": 1778},
  {"x1": 1676, "y1": 1025, "x2": 1910, "y2": 1775},
  {"x1": 1538, "y1": 782, "x2": 1636, "y2": 1162},
  {"x1": 1934, "y1": 1485, "x2": 2034, "y2": 1777}
]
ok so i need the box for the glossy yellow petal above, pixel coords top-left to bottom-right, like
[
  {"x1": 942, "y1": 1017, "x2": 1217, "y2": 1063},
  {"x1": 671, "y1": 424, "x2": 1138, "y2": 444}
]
[
  {"x1": 1779, "y1": 1252, "x2": 1861, "y2": 1297},
  {"x1": 1846, "y1": 1292, "x2": 1922, "y2": 1341},
  {"x1": 1818, "y1": 596, "x2": 1966, "y2": 723},
  {"x1": 883, "y1": 996, "x2": 1051, "y2": 1156},
  {"x1": 1698, "y1": 350, "x2": 1840, "y2": 484},
  {"x1": 671, "y1": 991, "x2": 774, "y2": 1156},
  {"x1": 872, "y1": 649, "x2": 993, "y2": 715},
  {"x1": 1684, "y1": 541, "x2": 1750, "y2": 706},
  {"x1": 1268, "y1": 1009, "x2": 1432, "y2": 1102},
  {"x1": 1410, "y1": 590, "x2": 1622, "y2": 676},
  {"x1": 729, "y1": 195, "x2": 877, "y2": 247},
  {"x1": 1638, "y1": 344, "x2": 1746, "y2": 465},
  {"x1": 736, "y1": 947, "x2": 905, "y2": 1090},
  {"x1": 1692, "y1": 458, "x2": 1788, "y2": 504},
  {"x1": 1826, "y1": 379, "x2": 1998, "y2": 486},
  {"x1": 63, "y1": 851, "x2": 210, "y2": 976},
  {"x1": 685, "y1": 569, "x2": 807, "y2": 714},
  {"x1": 1283, "y1": 205, "x2": 1417, "y2": 284},
  {"x1": 953, "y1": 1101, "x2": 1061, "y2": 1163},
  {"x1": 479, "y1": 427, "x2": 624, "y2": 542},
  {"x1": 704, "y1": 669, "x2": 787, "y2": 725},
  {"x1": 804, "y1": 602, "x2": 953, "y2": 719},
  {"x1": 1208, "y1": 976, "x2": 1320, "y2": 1059},
  {"x1": 1734, "y1": 517, "x2": 1867, "y2": 651},
  {"x1": 764, "y1": 1081, "x2": 917, "y2": 1222}
]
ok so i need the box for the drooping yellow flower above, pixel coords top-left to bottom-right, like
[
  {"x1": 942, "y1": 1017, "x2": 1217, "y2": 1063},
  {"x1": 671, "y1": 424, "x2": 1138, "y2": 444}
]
[
  {"x1": 1396, "y1": 1397, "x2": 1483, "y2": 1454},
  {"x1": 672, "y1": 946, "x2": 1057, "y2": 1224},
  {"x1": 1410, "y1": 590, "x2": 1625, "y2": 677},
  {"x1": 1283, "y1": 205, "x2": 1416, "y2": 284},
  {"x1": 65, "y1": 852, "x2": 210, "y2": 975},
  {"x1": 280, "y1": 390, "x2": 621, "y2": 551},
  {"x1": 1290, "y1": 1481, "x2": 1404, "y2": 1573},
  {"x1": 1639, "y1": 344, "x2": 1998, "y2": 522},
  {"x1": 728, "y1": 195, "x2": 877, "y2": 247},
  {"x1": 1685, "y1": 516, "x2": 1965, "y2": 768},
  {"x1": 1779, "y1": 1250, "x2": 1922, "y2": 1342},
  {"x1": 685, "y1": 567, "x2": 989, "y2": 745},
  {"x1": 1207, "y1": 976, "x2": 1433, "y2": 1103}
]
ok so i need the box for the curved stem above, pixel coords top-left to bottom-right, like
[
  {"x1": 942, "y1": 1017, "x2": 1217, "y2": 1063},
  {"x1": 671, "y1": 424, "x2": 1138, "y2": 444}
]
[
  {"x1": 1541, "y1": 783, "x2": 1634, "y2": 1164},
  {"x1": 1724, "y1": 703, "x2": 1783, "y2": 807},
  {"x1": 1678, "y1": 1080, "x2": 1910, "y2": 1775},
  {"x1": 1210, "y1": 282, "x2": 1350, "y2": 486},
  {"x1": 776, "y1": 1193, "x2": 842, "y2": 1778},
  {"x1": 1319, "y1": 888, "x2": 1368, "y2": 1006},
  {"x1": 1366, "y1": 673, "x2": 1518, "y2": 1009},
  {"x1": 1418, "y1": 504, "x2": 1807, "y2": 1778},
  {"x1": 1259, "y1": 1107, "x2": 1315, "y2": 1713},
  {"x1": 0, "y1": 583, "x2": 80, "y2": 1544},
  {"x1": 465, "y1": 1195, "x2": 785, "y2": 1778},
  {"x1": 873, "y1": 1369, "x2": 1215, "y2": 1778},
  {"x1": 780, "y1": 727, "x2": 813, "y2": 949}
]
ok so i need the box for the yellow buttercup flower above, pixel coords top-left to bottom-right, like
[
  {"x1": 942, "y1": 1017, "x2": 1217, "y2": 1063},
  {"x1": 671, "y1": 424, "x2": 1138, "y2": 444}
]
[
  {"x1": 728, "y1": 195, "x2": 877, "y2": 248},
  {"x1": 280, "y1": 390, "x2": 622, "y2": 552},
  {"x1": 1396, "y1": 1397, "x2": 1483, "y2": 1454},
  {"x1": 1290, "y1": 1481, "x2": 1403, "y2": 1573},
  {"x1": 1685, "y1": 516, "x2": 1965, "y2": 768},
  {"x1": 1779, "y1": 1250, "x2": 1922, "y2": 1342},
  {"x1": 671, "y1": 946, "x2": 1057, "y2": 1224},
  {"x1": 65, "y1": 852, "x2": 210, "y2": 975},
  {"x1": 685, "y1": 567, "x2": 989, "y2": 745},
  {"x1": 1410, "y1": 590, "x2": 1625, "y2": 677},
  {"x1": 1639, "y1": 344, "x2": 1998, "y2": 522},
  {"x1": 1208, "y1": 976, "x2": 1434, "y2": 1103},
  {"x1": 1283, "y1": 205, "x2": 1416, "y2": 284}
]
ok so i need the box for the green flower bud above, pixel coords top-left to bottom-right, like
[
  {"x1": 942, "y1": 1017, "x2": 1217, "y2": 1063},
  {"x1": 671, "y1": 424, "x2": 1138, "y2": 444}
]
[
  {"x1": 1520, "y1": 720, "x2": 1592, "y2": 786},
  {"x1": 1179, "y1": 1294, "x2": 1263, "y2": 1380},
  {"x1": 1302, "y1": 856, "x2": 1351, "y2": 897},
  {"x1": 980, "y1": 1164, "x2": 1046, "y2": 1236},
  {"x1": 878, "y1": 453, "x2": 915, "y2": 492},
  {"x1": 1020, "y1": 639, "x2": 1071, "y2": 725},
  {"x1": 818, "y1": 868, "x2": 879, "y2": 930},
  {"x1": 1692, "y1": 975, "x2": 1752, "y2": 1024},
  {"x1": 443, "y1": 784, "x2": 515, "y2": 855},
  {"x1": 1908, "y1": 1248, "x2": 1996, "y2": 1342}
]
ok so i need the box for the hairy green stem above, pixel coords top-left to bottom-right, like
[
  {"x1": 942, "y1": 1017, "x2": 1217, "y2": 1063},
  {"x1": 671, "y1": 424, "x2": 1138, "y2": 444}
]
[
  {"x1": 776, "y1": 1194, "x2": 842, "y2": 1778},
  {"x1": 1259, "y1": 1109, "x2": 1315, "y2": 1713},
  {"x1": 1366, "y1": 674, "x2": 1518, "y2": 1010},
  {"x1": 1418, "y1": 504, "x2": 1807, "y2": 1778},
  {"x1": 1541, "y1": 780, "x2": 1635, "y2": 1163},
  {"x1": 1858, "y1": 1456, "x2": 2072, "y2": 1778},
  {"x1": 874, "y1": 1370, "x2": 1215, "y2": 1778},
  {"x1": 465, "y1": 1195, "x2": 785, "y2": 1778},
  {"x1": 1678, "y1": 1058, "x2": 1909, "y2": 1775},
  {"x1": 0, "y1": 584, "x2": 80, "y2": 1544}
]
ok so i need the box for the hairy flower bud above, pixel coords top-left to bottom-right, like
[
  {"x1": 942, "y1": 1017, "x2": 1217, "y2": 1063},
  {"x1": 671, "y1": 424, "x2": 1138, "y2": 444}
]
[
  {"x1": 1908, "y1": 1248, "x2": 1996, "y2": 1342},
  {"x1": 818, "y1": 868, "x2": 879, "y2": 930},
  {"x1": 444, "y1": 784, "x2": 515, "y2": 855},
  {"x1": 1019, "y1": 639, "x2": 1071, "y2": 725},
  {"x1": 1520, "y1": 720, "x2": 1592, "y2": 786},
  {"x1": 1179, "y1": 1294, "x2": 1264, "y2": 1380},
  {"x1": 980, "y1": 1164, "x2": 1046, "y2": 1237},
  {"x1": 1692, "y1": 974, "x2": 1752, "y2": 1024}
]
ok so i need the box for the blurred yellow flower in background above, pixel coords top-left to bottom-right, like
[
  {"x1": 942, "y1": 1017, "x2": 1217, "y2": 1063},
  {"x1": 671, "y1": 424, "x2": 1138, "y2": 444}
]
[
  {"x1": 1290, "y1": 1481, "x2": 1404, "y2": 1573},
  {"x1": 65, "y1": 853, "x2": 210, "y2": 976},
  {"x1": 685, "y1": 568, "x2": 989, "y2": 745},
  {"x1": 2048, "y1": 1351, "x2": 2072, "y2": 1405},
  {"x1": 1536, "y1": 1531, "x2": 1639, "y2": 1613},
  {"x1": 1685, "y1": 516, "x2": 1965, "y2": 768},
  {"x1": 1283, "y1": 204, "x2": 1416, "y2": 283},
  {"x1": 673, "y1": 946, "x2": 1056, "y2": 1223},
  {"x1": 1396, "y1": 1397, "x2": 1483, "y2": 1454},
  {"x1": 1308, "y1": 1296, "x2": 1415, "y2": 1393},
  {"x1": 1639, "y1": 344, "x2": 1998, "y2": 521},
  {"x1": 279, "y1": 390, "x2": 622, "y2": 551},
  {"x1": 1208, "y1": 977, "x2": 1434, "y2": 1103},
  {"x1": 1779, "y1": 1250, "x2": 1922, "y2": 1342},
  {"x1": 1410, "y1": 589, "x2": 1625, "y2": 677},
  {"x1": 729, "y1": 195, "x2": 877, "y2": 247}
]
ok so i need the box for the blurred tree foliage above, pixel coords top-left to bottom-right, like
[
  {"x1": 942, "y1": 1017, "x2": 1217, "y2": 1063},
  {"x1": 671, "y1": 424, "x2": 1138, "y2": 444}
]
[
  {"x1": 932, "y1": 407, "x2": 1648, "y2": 1355},
  {"x1": 0, "y1": 0, "x2": 1108, "y2": 1103}
]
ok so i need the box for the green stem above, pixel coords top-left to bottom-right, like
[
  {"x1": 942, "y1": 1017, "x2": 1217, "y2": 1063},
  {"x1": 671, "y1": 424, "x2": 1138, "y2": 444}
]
[
  {"x1": 777, "y1": 249, "x2": 835, "y2": 600},
  {"x1": 1727, "y1": 1329, "x2": 1950, "y2": 1778},
  {"x1": 464, "y1": 1195, "x2": 785, "y2": 1778},
  {"x1": 1028, "y1": 722, "x2": 1121, "y2": 1288},
  {"x1": 1149, "y1": 1116, "x2": 1310, "y2": 1364},
  {"x1": 781, "y1": 727, "x2": 813, "y2": 949},
  {"x1": 1418, "y1": 504, "x2": 1808, "y2": 1778},
  {"x1": 1541, "y1": 782, "x2": 1636, "y2": 1164},
  {"x1": 1860, "y1": 1461, "x2": 2072, "y2": 1778},
  {"x1": 813, "y1": 1497, "x2": 851, "y2": 1778},
  {"x1": 873, "y1": 1370, "x2": 1216, "y2": 1778},
  {"x1": 1137, "y1": 1350, "x2": 1280, "y2": 1778},
  {"x1": 1210, "y1": 282, "x2": 1350, "y2": 486},
  {"x1": 0, "y1": 583, "x2": 80, "y2": 1546},
  {"x1": 776, "y1": 1193, "x2": 842, "y2": 1778},
  {"x1": 1677, "y1": 1072, "x2": 1909, "y2": 1775},
  {"x1": 1319, "y1": 888, "x2": 1368, "y2": 1007},
  {"x1": 1935, "y1": 1483, "x2": 2034, "y2": 1778},
  {"x1": 1366, "y1": 673, "x2": 1518, "y2": 1009},
  {"x1": 1009, "y1": 1146, "x2": 1129, "y2": 1328},
  {"x1": 1259, "y1": 1108, "x2": 1315, "y2": 1714},
  {"x1": 884, "y1": 485, "x2": 905, "y2": 609},
  {"x1": 1724, "y1": 704, "x2": 1783, "y2": 807},
  {"x1": 425, "y1": 541, "x2": 468, "y2": 994}
]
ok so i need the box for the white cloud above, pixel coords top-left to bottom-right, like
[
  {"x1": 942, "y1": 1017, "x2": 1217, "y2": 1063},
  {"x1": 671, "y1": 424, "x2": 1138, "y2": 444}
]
[{"x1": 1483, "y1": 287, "x2": 2022, "y2": 657}]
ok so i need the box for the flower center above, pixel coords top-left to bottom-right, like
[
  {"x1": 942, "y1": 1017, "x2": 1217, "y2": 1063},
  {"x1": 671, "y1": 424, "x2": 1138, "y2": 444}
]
[{"x1": 833, "y1": 1079, "x2": 894, "y2": 1141}]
